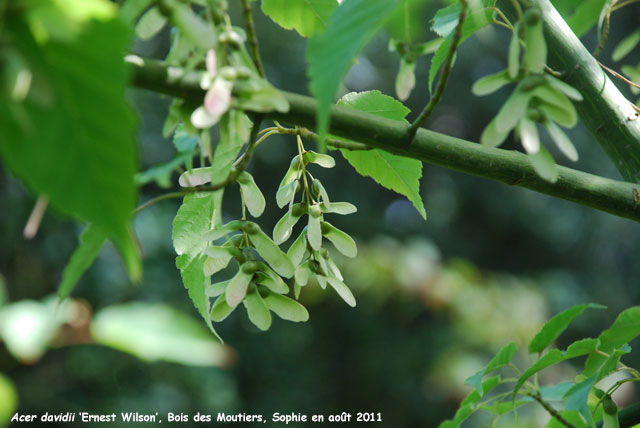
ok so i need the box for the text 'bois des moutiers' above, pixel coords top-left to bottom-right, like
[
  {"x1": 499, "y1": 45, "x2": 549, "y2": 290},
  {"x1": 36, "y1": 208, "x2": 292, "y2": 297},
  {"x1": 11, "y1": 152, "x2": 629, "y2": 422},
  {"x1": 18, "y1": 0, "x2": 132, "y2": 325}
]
[{"x1": 10, "y1": 411, "x2": 368, "y2": 424}]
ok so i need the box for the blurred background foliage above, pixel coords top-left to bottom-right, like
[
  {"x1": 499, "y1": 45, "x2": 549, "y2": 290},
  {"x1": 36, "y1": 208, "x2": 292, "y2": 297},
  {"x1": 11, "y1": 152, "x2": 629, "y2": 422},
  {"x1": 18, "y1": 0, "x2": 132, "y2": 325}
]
[{"x1": 1, "y1": 0, "x2": 640, "y2": 426}]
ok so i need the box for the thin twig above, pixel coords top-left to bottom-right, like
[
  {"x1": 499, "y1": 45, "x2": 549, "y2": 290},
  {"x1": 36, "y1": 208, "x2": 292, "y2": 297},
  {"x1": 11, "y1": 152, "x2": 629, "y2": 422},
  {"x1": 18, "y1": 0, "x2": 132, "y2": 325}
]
[
  {"x1": 133, "y1": 115, "x2": 264, "y2": 215},
  {"x1": 276, "y1": 124, "x2": 372, "y2": 151},
  {"x1": 611, "y1": 0, "x2": 640, "y2": 13},
  {"x1": 406, "y1": 0, "x2": 468, "y2": 143},
  {"x1": 600, "y1": 61, "x2": 640, "y2": 90},
  {"x1": 23, "y1": 196, "x2": 48, "y2": 239},
  {"x1": 241, "y1": 0, "x2": 265, "y2": 77},
  {"x1": 526, "y1": 392, "x2": 578, "y2": 428},
  {"x1": 594, "y1": 0, "x2": 617, "y2": 57}
]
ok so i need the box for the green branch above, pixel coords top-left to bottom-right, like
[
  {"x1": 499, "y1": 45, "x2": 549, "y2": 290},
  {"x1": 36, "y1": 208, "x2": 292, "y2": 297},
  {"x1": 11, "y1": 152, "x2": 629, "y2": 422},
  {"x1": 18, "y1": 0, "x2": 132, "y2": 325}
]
[
  {"x1": 127, "y1": 57, "x2": 640, "y2": 223},
  {"x1": 498, "y1": 0, "x2": 640, "y2": 183}
]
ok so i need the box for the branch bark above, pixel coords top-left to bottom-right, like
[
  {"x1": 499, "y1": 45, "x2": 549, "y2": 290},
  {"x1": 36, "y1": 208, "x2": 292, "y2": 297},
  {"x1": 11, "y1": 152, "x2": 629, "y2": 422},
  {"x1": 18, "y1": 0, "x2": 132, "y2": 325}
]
[
  {"x1": 127, "y1": 57, "x2": 640, "y2": 223},
  {"x1": 498, "y1": 0, "x2": 640, "y2": 183}
]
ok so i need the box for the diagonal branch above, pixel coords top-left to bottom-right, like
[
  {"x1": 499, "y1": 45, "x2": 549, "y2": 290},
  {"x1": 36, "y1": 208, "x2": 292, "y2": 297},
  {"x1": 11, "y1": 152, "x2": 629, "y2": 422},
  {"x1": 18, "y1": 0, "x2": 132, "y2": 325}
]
[{"x1": 127, "y1": 57, "x2": 640, "y2": 223}]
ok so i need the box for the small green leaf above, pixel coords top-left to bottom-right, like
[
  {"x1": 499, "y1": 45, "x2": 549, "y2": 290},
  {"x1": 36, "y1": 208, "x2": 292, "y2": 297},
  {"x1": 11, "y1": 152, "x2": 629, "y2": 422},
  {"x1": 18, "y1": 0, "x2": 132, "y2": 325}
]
[
  {"x1": 520, "y1": 117, "x2": 541, "y2": 154},
  {"x1": 524, "y1": 8, "x2": 546, "y2": 74},
  {"x1": 205, "y1": 280, "x2": 230, "y2": 298},
  {"x1": 529, "y1": 144, "x2": 559, "y2": 183},
  {"x1": 58, "y1": 224, "x2": 107, "y2": 301},
  {"x1": 485, "y1": 342, "x2": 518, "y2": 374},
  {"x1": 276, "y1": 180, "x2": 299, "y2": 209},
  {"x1": 529, "y1": 304, "x2": 604, "y2": 354},
  {"x1": 273, "y1": 207, "x2": 303, "y2": 244},
  {"x1": 321, "y1": 222, "x2": 357, "y2": 257},
  {"x1": 495, "y1": 86, "x2": 531, "y2": 133},
  {"x1": 395, "y1": 58, "x2": 416, "y2": 101},
  {"x1": 135, "y1": 6, "x2": 167, "y2": 40},
  {"x1": 237, "y1": 171, "x2": 266, "y2": 218},
  {"x1": 261, "y1": 0, "x2": 338, "y2": 38},
  {"x1": 472, "y1": 70, "x2": 511, "y2": 96},
  {"x1": 564, "y1": 375, "x2": 597, "y2": 413},
  {"x1": 585, "y1": 306, "x2": 640, "y2": 376},
  {"x1": 287, "y1": 231, "x2": 308, "y2": 267},
  {"x1": 508, "y1": 23, "x2": 520, "y2": 79},
  {"x1": 263, "y1": 292, "x2": 309, "y2": 322},
  {"x1": 225, "y1": 268, "x2": 253, "y2": 307},
  {"x1": 322, "y1": 201, "x2": 357, "y2": 215},
  {"x1": 480, "y1": 118, "x2": 510, "y2": 147},
  {"x1": 303, "y1": 151, "x2": 336, "y2": 168},
  {"x1": 246, "y1": 223, "x2": 295, "y2": 278},
  {"x1": 545, "y1": 120, "x2": 578, "y2": 161},
  {"x1": 307, "y1": 0, "x2": 399, "y2": 146},
  {"x1": 326, "y1": 276, "x2": 356, "y2": 307},
  {"x1": 211, "y1": 293, "x2": 235, "y2": 322},
  {"x1": 173, "y1": 193, "x2": 216, "y2": 257},
  {"x1": 612, "y1": 29, "x2": 640, "y2": 62},
  {"x1": 295, "y1": 260, "x2": 314, "y2": 286},
  {"x1": 243, "y1": 284, "x2": 272, "y2": 331},
  {"x1": 307, "y1": 207, "x2": 323, "y2": 251}
]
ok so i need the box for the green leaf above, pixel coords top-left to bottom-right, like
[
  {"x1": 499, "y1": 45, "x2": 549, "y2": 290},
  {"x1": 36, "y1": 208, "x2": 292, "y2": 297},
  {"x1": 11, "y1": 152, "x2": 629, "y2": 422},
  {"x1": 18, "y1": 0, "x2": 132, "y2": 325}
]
[
  {"x1": 428, "y1": 3, "x2": 493, "y2": 92},
  {"x1": 545, "y1": 120, "x2": 579, "y2": 161},
  {"x1": 263, "y1": 292, "x2": 309, "y2": 322},
  {"x1": 472, "y1": 70, "x2": 511, "y2": 96},
  {"x1": 321, "y1": 222, "x2": 357, "y2": 257},
  {"x1": 585, "y1": 306, "x2": 640, "y2": 376},
  {"x1": 177, "y1": 253, "x2": 219, "y2": 339},
  {"x1": 564, "y1": 0, "x2": 608, "y2": 37},
  {"x1": 612, "y1": 29, "x2": 640, "y2": 62},
  {"x1": 172, "y1": 193, "x2": 216, "y2": 258},
  {"x1": 437, "y1": 405, "x2": 474, "y2": 428},
  {"x1": 529, "y1": 144, "x2": 559, "y2": 183},
  {"x1": 58, "y1": 224, "x2": 107, "y2": 301},
  {"x1": 508, "y1": 23, "x2": 521, "y2": 79},
  {"x1": 524, "y1": 8, "x2": 547, "y2": 74},
  {"x1": 336, "y1": 91, "x2": 426, "y2": 219},
  {"x1": 0, "y1": 373, "x2": 18, "y2": 425},
  {"x1": 135, "y1": 151, "x2": 193, "y2": 188},
  {"x1": 246, "y1": 223, "x2": 295, "y2": 278},
  {"x1": 495, "y1": 86, "x2": 531, "y2": 133},
  {"x1": 237, "y1": 171, "x2": 266, "y2": 218},
  {"x1": 243, "y1": 284, "x2": 272, "y2": 331},
  {"x1": 308, "y1": 0, "x2": 399, "y2": 146},
  {"x1": 564, "y1": 375, "x2": 597, "y2": 415},
  {"x1": 261, "y1": 0, "x2": 338, "y2": 38},
  {"x1": 287, "y1": 231, "x2": 308, "y2": 267},
  {"x1": 120, "y1": 0, "x2": 155, "y2": 25},
  {"x1": 211, "y1": 293, "x2": 236, "y2": 322},
  {"x1": 0, "y1": 10, "x2": 138, "y2": 276},
  {"x1": 92, "y1": 302, "x2": 226, "y2": 366},
  {"x1": 326, "y1": 276, "x2": 356, "y2": 307},
  {"x1": 135, "y1": 6, "x2": 167, "y2": 40},
  {"x1": 485, "y1": 342, "x2": 518, "y2": 373}
]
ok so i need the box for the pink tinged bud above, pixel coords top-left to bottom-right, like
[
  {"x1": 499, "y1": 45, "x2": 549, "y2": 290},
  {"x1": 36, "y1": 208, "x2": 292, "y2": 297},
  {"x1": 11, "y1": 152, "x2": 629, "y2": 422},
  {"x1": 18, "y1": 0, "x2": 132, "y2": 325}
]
[
  {"x1": 206, "y1": 49, "x2": 217, "y2": 76},
  {"x1": 204, "y1": 78, "x2": 232, "y2": 117},
  {"x1": 191, "y1": 106, "x2": 219, "y2": 129}
]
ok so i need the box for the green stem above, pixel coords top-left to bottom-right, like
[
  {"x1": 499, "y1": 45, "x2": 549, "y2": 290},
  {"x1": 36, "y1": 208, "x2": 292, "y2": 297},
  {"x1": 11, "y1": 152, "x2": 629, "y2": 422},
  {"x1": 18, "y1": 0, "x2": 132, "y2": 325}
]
[
  {"x1": 128, "y1": 58, "x2": 640, "y2": 223},
  {"x1": 406, "y1": 0, "x2": 468, "y2": 142},
  {"x1": 526, "y1": 392, "x2": 578, "y2": 428},
  {"x1": 241, "y1": 0, "x2": 265, "y2": 77}
]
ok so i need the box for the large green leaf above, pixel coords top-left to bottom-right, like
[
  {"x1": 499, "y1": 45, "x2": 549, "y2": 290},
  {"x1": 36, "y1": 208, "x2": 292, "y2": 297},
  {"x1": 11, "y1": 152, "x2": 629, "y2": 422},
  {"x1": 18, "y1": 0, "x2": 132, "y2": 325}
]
[
  {"x1": 529, "y1": 303, "x2": 605, "y2": 353},
  {"x1": 0, "y1": 3, "x2": 138, "y2": 276},
  {"x1": 172, "y1": 193, "x2": 216, "y2": 258},
  {"x1": 92, "y1": 302, "x2": 227, "y2": 366},
  {"x1": 307, "y1": 0, "x2": 399, "y2": 146},
  {"x1": 337, "y1": 91, "x2": 426, "y2": 219},
  {"x1": 261, "y1": 0, "x2": 338, "y2": 38},
  {"x1": 58, "y1": 225, "x2": 107, "y2": 301},
  {"x1": 585, "y1": 306, "x2": 640, "y2": 376},
  {"x1": 176, "y1": 253, "x2": 218, "y2": 339}
]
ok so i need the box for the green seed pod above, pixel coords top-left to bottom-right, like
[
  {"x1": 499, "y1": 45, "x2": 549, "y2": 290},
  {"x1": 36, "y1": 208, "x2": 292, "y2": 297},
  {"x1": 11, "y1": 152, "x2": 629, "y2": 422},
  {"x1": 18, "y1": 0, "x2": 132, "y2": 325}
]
[
  {"x1": 292, "y1": 202, "x2": 306, "y2": 217},
  {"x1": 321, "y1": 222, "x2": 358, "y2": 258},
  {"x1": 242, "y1": 221, "x2": 261, "y2": 235},
  {"x1": 326, "y1": 277, "x2": 356, "y2": 307},
  {"x1": 206, "y1": 280, "x2": 231, "y2": 297},
  {"x1": 243, "y1": 284, "x2": 272, "y2": 331},
  {"x1": 603, "y1": 396, "x2": 618, "y2": 415},
  {"x1": 230, "y1": 234, "x2": 244, "y2": 247},
  {"x1": 241, "y1": 261, "x2": 259, "y2": 274},
  {"x1": 524, "y1": 8, "x2": 541, "y2": 26},
  {"x1": 287, "y1": 231, "x2": 308, "y2": 267},
  {"x1": 263, "y1": 292, "x2": 309, "y2": 322},
  {"x1": 302, "y1": 151, "x2": 335, "y2": 168},
  {"x1": 226, "y1": 268, "x2": 253, "y2": 307},
  {"x1": 248, "y1": 228, "x2": 295, "y2": 278}
]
